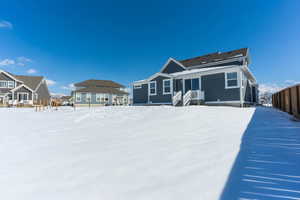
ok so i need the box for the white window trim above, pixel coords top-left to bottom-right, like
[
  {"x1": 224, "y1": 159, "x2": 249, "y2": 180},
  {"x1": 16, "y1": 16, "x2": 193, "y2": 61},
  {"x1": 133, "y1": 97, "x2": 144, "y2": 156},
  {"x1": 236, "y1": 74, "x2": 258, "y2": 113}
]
[
  {"x1": 134, "y1": 84, "x2": 142, "y2": 89},
  {"x1": 86, "y1": 93, "x2": 91, "y2": 102},
  {"x1": 225, "y1": 71, "x2": 239, "y2": 89},
  {"x1": 96, "y1": 93, "x2": 102, "y2": 102},
  {"x1": 163, "y1": 79, "x2": 172, "y2": 95},
  {"x1": 149, "y1": 81, "x2": 157, "y2": 96},
  {"x1": 17, "y1": 92, "x2": 29, "y2": 101},
  {"x1": 76, "y1": 93, "x2": 81, "y2": 102},
  {"x1": 0, "y1": 81, "x2": 7, "y2": 88}
]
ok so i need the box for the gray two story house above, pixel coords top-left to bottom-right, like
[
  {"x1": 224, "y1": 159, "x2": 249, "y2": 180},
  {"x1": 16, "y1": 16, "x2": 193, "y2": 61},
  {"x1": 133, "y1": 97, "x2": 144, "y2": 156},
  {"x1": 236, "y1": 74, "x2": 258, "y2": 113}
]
[
  {"x1": 132, "y1": 48, "x2": 258, "y2": 107},
  {"x1": 0, "y1": 70, "x2": 50, "y2": 106},
  {"x1": 72, "y1": 79, "x2": 129, "y2": 106}
]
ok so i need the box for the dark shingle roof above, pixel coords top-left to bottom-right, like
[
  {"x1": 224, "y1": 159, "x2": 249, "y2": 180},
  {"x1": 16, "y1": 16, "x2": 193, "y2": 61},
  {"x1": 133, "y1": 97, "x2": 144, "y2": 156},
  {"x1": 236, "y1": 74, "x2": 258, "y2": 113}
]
[
  {"x1": 179, "y1": 48, "x2": 248, "y2": 68},
  {"x1": 14, "y1": 75, "x2": 43, "y2": 90},
  {"x1": 76, "y1": 87, "x2": 128, "y2": 95},
  {"x1": 74, "y1": 79, "x2": 125, "y2": 88}
]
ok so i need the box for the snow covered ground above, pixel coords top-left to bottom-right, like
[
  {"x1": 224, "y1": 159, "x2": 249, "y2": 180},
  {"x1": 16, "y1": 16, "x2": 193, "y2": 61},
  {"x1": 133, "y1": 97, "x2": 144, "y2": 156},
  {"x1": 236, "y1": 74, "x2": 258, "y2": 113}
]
[{"x1": 0, "y1": 106, "x2": 299, "y2": 200}]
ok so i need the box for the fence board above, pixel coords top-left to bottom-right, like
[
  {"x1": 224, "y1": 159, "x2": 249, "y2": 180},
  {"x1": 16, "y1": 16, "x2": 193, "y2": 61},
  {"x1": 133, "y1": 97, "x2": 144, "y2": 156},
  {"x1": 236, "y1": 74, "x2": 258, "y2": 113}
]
[{"x1": 272, "y1": 84, "x2": 300, "y2": 119}]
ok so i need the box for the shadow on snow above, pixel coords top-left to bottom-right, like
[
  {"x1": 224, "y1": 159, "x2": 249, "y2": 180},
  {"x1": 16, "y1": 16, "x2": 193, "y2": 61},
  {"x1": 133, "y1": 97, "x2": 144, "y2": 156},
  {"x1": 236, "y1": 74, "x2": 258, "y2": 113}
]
[{"x1": 220, "y1": 107, "x2": 300, "y2": 200}]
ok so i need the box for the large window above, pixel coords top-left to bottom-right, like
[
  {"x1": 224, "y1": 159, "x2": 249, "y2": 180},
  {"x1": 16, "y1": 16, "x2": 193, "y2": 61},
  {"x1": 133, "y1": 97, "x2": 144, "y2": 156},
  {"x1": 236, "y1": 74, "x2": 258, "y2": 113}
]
[
  {"x1": 226, "y1": 72, "x2": 238, "y2": 88},
  {"x1": 149, "y1": 81, "x2": 156, "y2": 95},
  {"x1": 86, "y1": 93, "x2": 91, "y2": 102},
  {"x1": 96, "y1": 93, "x2": 101, "y2": 102},
  {"x1": 18, "y1": 93, "x2": 28, "y2": 101},
  {"x1": 0, "y1": 81, "x2": 8, "y2": 88},
  {"x1": 0, "y1": 81, "x2": 14, "y2": 88},
  {"x1": 163, "y1": 79, "x2": 171, "y2": 94},
  {"x1": 191, "y1": 78, "x2": 199, "y2": 90},
  {"x1": 76, "y1": 93, "x2": 81, "y2": 102}
]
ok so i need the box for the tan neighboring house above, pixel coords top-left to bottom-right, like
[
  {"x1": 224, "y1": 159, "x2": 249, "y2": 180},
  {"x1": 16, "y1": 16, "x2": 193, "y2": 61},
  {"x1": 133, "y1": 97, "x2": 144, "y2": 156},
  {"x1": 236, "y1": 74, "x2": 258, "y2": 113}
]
[
  {"x1": 0, "y1": 70, "x2": 50, "y2": 106},
  {"x1": 72, "y1": 79, "x2": 129, "y2": 106}
]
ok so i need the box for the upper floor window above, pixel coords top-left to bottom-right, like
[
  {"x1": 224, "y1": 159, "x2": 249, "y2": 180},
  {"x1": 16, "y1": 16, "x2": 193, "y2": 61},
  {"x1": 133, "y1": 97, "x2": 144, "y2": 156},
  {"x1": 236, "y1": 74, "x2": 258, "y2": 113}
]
[
  {"x1": 149, "y1": 81, "x2": 156, "y2": 95},
  {"x1": 8, "y1": 81, "x2": 14, "y2": 88},
  {"x1": 225, "y1": 72, "x2": 238, "y2": 88},
  {"x1": 163, "y1": 79, "x2": 171, "y2": 94},
  {"x1": 0, "y1": 81, "x2": 14, "y2": 88}
]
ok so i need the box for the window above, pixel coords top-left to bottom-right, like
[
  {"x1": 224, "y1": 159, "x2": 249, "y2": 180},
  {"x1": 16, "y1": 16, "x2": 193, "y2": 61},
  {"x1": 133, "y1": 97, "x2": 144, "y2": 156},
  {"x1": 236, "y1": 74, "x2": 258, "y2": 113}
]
[
  {"x1": 96, "y1": 93, "x2": 101, "y2": 102},
  {"x1": 18, "y1": 93, "x2": 28, "y2": 101},
  {"x1": 226, "y1": 72, "x2": 238, "y2": 88},
  {"x1": 0, "y1": 81, "x2": 8, "y2": 88},
  {"x1": 134, "y1": 84, "x2": 142, "y2": 89},
  {"x1": 86, "y1": 93, "x2": 91, "y2": 102},
  {"x1": 76, "y1": 93, "x2": 81, "y2": 102},
  {"x1": 149, "y1": 81, "x2": 156, "y2": 95},
  {"x1": 191, "y1": 78, "x2": 199, "y2": 90},
  {"x1": 163, "y1": 79, "x2": 171, "y2": 94},
  {"x1": 8, "y1": 81, "x2": 14, "y2": 88}
]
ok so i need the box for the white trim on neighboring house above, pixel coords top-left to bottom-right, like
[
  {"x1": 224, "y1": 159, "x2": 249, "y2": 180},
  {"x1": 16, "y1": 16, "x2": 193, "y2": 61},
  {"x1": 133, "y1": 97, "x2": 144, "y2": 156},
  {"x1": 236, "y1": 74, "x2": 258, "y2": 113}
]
[
  {"x1": 10, "y1": 84, "x2": 34, "y2": 92},
  {"x1": 16, "y1": 92, "x2": 29, "y2": 101},
  {"x1": 148, "y1": 81, "x2": 157, "y2": 96},
  {"x1": 160, "y1": 57, "x2": 186, "y2": 73},
  {"x1": 163, "y1": 79, "x2": 172, "y2": 95},
  {"x1": 0, "y1": 70, "x2": 23, "y2": 83},
  {"x1": 34, "y1": 78, "x2": 45, "y2": 92},
  {"x1": 0, "y1": 80, "x2": 14, "y2": 88},
  {"x1": 76, "y1": 92, "x2": 82, "y2": 102},
  {"x1": 148, "y1": 72, "x2": 172, "y2": 82}
]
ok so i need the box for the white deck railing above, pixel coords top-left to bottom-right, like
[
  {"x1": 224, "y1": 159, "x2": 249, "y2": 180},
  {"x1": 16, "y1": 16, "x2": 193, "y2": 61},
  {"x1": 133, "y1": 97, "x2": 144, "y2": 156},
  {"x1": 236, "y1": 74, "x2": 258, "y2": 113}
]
[
  {"x1": 172, "y1": 91, "x2": 182, "y2": 106},
  {"x1": 183, "y1": 90, "x2": 192, "y2": 106},
  {"x1": 191, "y1": 90, "x2": 205, "y2": 100}
]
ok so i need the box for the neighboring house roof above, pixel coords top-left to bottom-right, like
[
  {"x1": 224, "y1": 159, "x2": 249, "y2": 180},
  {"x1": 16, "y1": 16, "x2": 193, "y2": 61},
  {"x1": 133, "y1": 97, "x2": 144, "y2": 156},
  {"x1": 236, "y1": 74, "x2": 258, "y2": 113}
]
[
  {"x1": 74, "y1": 79, "x2": 125, "y2": 88},
  {"x1": 76, "y1": 87, "x2": 128, "y2": 95},
  {"x1": 179, "y1": 48, "x2": 248, "y2": 68},
  {"x1": 13, "y1": 75, "x2": 44, "y2": 91},
  {"x1": 61, "y1": 96, "x2": 72, "y2": 100}
]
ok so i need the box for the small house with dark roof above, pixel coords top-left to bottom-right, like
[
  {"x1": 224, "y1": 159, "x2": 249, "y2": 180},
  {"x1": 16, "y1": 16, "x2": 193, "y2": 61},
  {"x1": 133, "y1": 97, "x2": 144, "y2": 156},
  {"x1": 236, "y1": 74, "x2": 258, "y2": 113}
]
[
  {"x1": 0, "y1": 70, "x2": 50, "y2": 106},
  {"x1": 132, "y1": 48, "x2": 258, "y2": 107},
  {"x1": 72, "y1": 79, "x2": 129, "y2": 106}
]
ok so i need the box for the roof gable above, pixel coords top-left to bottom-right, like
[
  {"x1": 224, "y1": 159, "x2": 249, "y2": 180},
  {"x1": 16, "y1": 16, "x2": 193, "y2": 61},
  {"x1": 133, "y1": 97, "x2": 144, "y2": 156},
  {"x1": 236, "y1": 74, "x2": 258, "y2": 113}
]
[
  {"x1": 13, "y1": 75, "x2": 43, "y2": 91},
  {"x1": 160, "y1": 58, "x2": 186, "y2": 73}
]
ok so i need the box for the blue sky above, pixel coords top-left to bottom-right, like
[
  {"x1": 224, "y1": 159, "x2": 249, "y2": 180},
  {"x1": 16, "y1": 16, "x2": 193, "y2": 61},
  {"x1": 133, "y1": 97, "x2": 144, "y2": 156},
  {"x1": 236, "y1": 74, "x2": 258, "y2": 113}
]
[{"x1": 0, "y1": 0, "x2": 299, "y2": 94}]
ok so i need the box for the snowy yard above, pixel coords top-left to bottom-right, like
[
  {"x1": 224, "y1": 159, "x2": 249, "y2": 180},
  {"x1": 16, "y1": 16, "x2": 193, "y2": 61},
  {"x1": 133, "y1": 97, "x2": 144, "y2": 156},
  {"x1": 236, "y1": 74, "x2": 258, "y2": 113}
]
[{"x1": 0, "y1": 106, "x2": 299, "y2": 200}]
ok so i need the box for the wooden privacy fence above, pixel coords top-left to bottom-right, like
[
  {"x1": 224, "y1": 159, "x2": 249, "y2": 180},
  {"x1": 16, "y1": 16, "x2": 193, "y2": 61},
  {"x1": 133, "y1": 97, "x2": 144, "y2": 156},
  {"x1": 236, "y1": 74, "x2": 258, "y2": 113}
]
[{"x1": 272, "y1": 84, "x2": 300, "y2": 119}]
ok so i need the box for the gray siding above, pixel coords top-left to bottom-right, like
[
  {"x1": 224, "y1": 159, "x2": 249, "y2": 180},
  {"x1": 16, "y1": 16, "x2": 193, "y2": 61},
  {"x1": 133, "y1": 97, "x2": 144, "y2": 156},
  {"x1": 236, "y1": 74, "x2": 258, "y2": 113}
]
[
  {"x1": 162, "y1": 60, "x2": 185, "y2": 74},
  {"x1": 149, "y1": 76, "x2": 172, "y2": 104},
  {"x1": 13, "y1": 86, "x2": 33, "y2": 100},
  {"x1": 0, "y1": 72, "x2": 16, "y2": 94},
  {"x1": 0, "y1": 72, "x2": 14, "y2": 81},
  {"x1": 36, "y1": 81, "x2": 50, "y2": 103},
  {"x1": 133, "y1": 84, "x2": 148, "y2": 104},
  {"x1": 201, "y1": 73, "x2": 240, "y2": 102}
]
